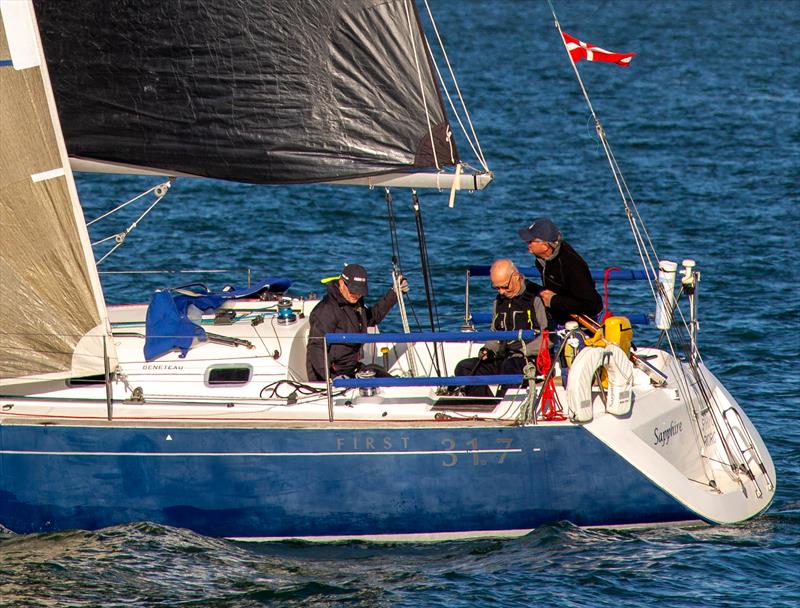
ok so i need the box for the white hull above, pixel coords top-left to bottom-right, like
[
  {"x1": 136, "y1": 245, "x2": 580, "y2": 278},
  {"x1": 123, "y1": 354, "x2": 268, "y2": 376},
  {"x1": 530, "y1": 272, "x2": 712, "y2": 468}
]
[{"x1": 0, "y1": 297, "x2": 776, "y2": 536}]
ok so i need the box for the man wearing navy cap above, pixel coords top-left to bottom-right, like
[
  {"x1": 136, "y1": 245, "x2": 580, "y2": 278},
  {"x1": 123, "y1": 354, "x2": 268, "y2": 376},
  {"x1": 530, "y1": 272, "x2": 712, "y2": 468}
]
[
  {"x1": 306, "y1": 264, "x2": 406, "y2": 381},
  {"x1": 518, "y1": 218, "x2": 602, "y2": 325}
]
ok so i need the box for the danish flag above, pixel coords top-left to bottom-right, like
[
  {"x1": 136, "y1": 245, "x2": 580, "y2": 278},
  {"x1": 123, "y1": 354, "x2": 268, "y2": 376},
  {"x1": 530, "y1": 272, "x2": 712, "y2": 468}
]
[{"x1": 562, "y1": 32, "x2": 635, "y2": 67}]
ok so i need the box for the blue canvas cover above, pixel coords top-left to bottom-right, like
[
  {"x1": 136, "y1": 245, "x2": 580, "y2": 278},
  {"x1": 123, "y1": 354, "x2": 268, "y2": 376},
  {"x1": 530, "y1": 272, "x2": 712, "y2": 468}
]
[
  {"x1": 143, "y1": 277, "x2": 292, "y2": 361},
  {"x1": 143, "y1": 291, "x2": 223, "y2": 361}
]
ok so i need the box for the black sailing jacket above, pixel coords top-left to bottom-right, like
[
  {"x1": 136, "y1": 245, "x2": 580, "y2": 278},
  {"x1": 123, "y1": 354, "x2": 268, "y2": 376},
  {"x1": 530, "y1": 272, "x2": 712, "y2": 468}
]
[
  {"x1": 535, "y1": 241, "x2": 602, "y2": 325},
  {"x1": 485, "y1": 279, "x2": 549, "y2": 357},
  {"x1": 306, "y1": 282, "x2": 397, "y2": 381}
]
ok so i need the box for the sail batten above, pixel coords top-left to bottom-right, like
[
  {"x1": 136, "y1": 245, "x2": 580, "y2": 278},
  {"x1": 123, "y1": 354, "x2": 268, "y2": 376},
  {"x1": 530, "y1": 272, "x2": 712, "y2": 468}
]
[{"x1": 34, "y1": 0, "x2": 460, "y2": 185}]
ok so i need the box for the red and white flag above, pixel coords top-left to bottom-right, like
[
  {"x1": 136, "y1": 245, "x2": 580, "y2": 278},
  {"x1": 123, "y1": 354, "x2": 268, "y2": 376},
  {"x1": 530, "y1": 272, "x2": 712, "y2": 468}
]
[{"x1": 562, "y1": 32, "x2": 635, "y2": 67}]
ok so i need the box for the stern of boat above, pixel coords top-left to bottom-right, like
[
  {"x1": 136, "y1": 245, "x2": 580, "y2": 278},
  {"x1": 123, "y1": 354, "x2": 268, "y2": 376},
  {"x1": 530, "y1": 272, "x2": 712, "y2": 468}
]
[{"x1": 577, "y1": 349, "x2": 775, "y2": 525}]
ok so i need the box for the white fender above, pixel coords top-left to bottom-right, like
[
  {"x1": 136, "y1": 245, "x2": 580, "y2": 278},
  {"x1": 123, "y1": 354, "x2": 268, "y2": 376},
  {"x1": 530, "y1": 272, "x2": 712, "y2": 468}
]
[{"x1": 565, "y1": 344, "x2": 634, "y2": 422}]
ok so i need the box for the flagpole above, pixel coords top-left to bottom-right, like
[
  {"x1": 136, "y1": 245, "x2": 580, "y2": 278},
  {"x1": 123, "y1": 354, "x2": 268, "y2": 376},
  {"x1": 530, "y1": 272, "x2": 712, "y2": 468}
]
[{"x1": 545, "y1": 0, "x2": 662, "y2": 311}]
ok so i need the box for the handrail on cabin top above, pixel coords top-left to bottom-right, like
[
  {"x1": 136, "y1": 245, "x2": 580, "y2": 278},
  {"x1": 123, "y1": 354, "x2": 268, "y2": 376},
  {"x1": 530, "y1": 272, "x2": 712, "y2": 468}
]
[
  {"x1": 467, "y1": 266, "x2": 653, "y2": 281},
  {"x1": 324, "y1": 330, "x2": 537, "y2": 345},
  {"x1": 465, "y1": 266, "x2": 653, "y2": 326},
  {"x1": 323, "y1": 270, "x2": 654, "y2": 390},
  {"x1": 323, "y1": 330, "x2": 536, "y2": 389}
]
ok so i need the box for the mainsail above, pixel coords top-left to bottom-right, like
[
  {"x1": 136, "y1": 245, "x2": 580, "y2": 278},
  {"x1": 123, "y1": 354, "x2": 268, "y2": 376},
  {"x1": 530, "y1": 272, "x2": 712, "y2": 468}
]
[
  {"x1": 34, "y1": 0, "x2": 461, "y2": 185},
  {"x1": 0, "y1": 1, "x2": 115, "y2": 385}
]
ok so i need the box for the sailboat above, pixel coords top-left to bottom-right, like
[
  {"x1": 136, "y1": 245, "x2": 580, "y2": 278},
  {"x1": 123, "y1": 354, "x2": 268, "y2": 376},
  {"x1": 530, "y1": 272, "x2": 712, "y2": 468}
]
[{"x1": 0, "y1": 0, "x2": 775, "y2": 541}]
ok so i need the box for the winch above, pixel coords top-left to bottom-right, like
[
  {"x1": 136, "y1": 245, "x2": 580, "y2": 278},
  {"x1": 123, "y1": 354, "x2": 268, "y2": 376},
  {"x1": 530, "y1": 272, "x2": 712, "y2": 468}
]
[
  {"x1": 276, "y1": 298, "x2": 297, "y2": 325},
  {"x1": 355, "y1": 368, "x2": 378, "y2": 397}
]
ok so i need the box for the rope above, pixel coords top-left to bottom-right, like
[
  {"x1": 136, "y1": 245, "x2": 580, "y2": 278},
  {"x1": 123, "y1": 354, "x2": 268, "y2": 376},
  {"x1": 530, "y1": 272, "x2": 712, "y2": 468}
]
[
  {"x1": 517, "y1": 362, "x2": 538, "y2": 424},
  {"x1": 384, "y1": 188, "x2": 437, "y2": 368},
  {"x1": 259, "y1": 379, "x2": 328, "y2": 400},
  {"x1": 412, "y1": 190, "x2": 444, "y2": 375},
  {"x1": 385, "y1": 189, "x2": 402, "y2": 269},
  {"x1": 535, "y1": 330, "x2": 566, "y2": 421}
]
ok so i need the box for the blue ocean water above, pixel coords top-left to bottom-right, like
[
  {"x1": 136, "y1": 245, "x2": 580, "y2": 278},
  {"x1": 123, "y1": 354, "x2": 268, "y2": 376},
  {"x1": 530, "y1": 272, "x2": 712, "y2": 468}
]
[{"x1": 2, "y1": 1, "x2": 799, "y2": 606}]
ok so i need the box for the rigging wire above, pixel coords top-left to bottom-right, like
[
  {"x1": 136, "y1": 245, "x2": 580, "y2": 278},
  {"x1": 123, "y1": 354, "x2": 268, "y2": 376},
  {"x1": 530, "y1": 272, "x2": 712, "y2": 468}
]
[
  {"x1": 545, "y1": 1, "x2": 662, "y2": 302},
  {"x1": 546, "y1": 0, "x2": 756, "y2": 488},
  {"x1": 385, "y1": 189, "x2": 418, "y2": 375},
  {"x1": 546, "y1": 0, "x2": 694, "y2": 354},
  {"x1": 421, "y1": 0, "x2": 489, "y2": 171},
  {"x1": 402, "y1": 0, "x2": 439, "y2": 170},
  {"x1": 412, "y1": 190, "x2": 444, "y2": 376},
  {"x1": 384, "y1": 188, "x2": 439, "y2": 370},
  {"x1": 90, "y1": 178, "x2": 175, "y2": 265},
  {"x1": 86, "y1": 178, "x2": 173, "y2": 226}
]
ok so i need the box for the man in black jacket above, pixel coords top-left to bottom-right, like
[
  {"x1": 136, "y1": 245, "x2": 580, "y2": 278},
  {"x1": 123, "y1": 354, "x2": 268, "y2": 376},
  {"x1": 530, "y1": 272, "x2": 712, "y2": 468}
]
[
  {"x1": 518, "y1": 218, "x2": 602, "y2": 326},
  {"x1": 454, "y1": 259, "x2": 548, "y2": 397},
  {"x1": 306, "y1": 264, "x2": 404, "y2": 381}
]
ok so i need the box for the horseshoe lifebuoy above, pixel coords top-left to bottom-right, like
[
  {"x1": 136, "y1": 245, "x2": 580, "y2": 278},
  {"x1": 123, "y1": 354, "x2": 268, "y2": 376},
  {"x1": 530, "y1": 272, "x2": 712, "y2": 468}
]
[{"x1": 565, "y1": 344, "x2": 634, "y2": 422}]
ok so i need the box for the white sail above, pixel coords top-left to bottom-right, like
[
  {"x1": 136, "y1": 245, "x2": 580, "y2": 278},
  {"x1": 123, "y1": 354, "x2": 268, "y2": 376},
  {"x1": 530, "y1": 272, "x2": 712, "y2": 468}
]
[{"x1": 0, "y1": 0, "x2": 115, "y2": 385}]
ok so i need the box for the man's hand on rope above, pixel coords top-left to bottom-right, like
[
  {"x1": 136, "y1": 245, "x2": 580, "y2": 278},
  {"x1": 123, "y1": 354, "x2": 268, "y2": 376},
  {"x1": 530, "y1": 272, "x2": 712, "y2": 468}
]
[{"x1": 395, "y1": 274, "x2": 410, "y2": 293}]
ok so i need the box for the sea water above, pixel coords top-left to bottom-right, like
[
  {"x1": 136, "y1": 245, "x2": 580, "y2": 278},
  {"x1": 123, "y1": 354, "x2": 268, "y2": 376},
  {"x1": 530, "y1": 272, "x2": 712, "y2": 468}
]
[{"x1": 1, "y1": 1, "x2": 798, "y2": 606}]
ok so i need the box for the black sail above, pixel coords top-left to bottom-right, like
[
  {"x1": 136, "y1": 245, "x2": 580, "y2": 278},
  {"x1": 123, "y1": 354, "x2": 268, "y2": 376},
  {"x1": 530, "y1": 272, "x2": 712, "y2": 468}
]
[{"x1": 33, "y1": 0, "x2": 458, "y2": 184}]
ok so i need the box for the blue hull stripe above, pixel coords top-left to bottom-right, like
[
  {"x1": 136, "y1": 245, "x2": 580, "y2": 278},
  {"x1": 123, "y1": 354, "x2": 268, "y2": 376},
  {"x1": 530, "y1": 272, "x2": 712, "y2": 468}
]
[
  {"x1": 0, "y1": 448, "x2": 522, "y2": 457},
  {"x1": 0, "y1": 424, "x2": 696, "y2": 538}
]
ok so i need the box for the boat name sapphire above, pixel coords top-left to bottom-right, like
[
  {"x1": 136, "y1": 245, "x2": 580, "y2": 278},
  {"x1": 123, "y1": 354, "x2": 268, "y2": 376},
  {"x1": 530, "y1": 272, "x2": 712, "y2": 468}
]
[{"x1": 653, "y1": 420, "x2": 683, "y2": 447}]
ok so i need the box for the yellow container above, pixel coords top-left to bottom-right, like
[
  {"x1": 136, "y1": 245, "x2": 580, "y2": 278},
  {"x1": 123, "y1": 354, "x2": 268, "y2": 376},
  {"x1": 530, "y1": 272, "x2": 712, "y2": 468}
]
[
  {"x1": 583, "y1": 316, "x2": 633, "y2": 388},
  {"x1": 602, "y1": 316, "x2": 633, "y2": 357}
]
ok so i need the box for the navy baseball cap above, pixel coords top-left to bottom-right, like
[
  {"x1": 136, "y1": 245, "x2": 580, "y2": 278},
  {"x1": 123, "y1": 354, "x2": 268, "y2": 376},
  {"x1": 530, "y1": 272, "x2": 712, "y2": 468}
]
[
  {"x1": 518, "y1": 218, "x2": 561, "y2": 243},
  {"x1": 341, "y1": 264, "x2": 368, "y2": 296}
]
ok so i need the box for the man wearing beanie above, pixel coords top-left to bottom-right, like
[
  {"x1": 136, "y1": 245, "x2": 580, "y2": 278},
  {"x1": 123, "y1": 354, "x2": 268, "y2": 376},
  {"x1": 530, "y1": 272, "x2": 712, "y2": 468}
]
[{"x1": 517, "y1": 218, "x2": 602, "y2": 326}]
